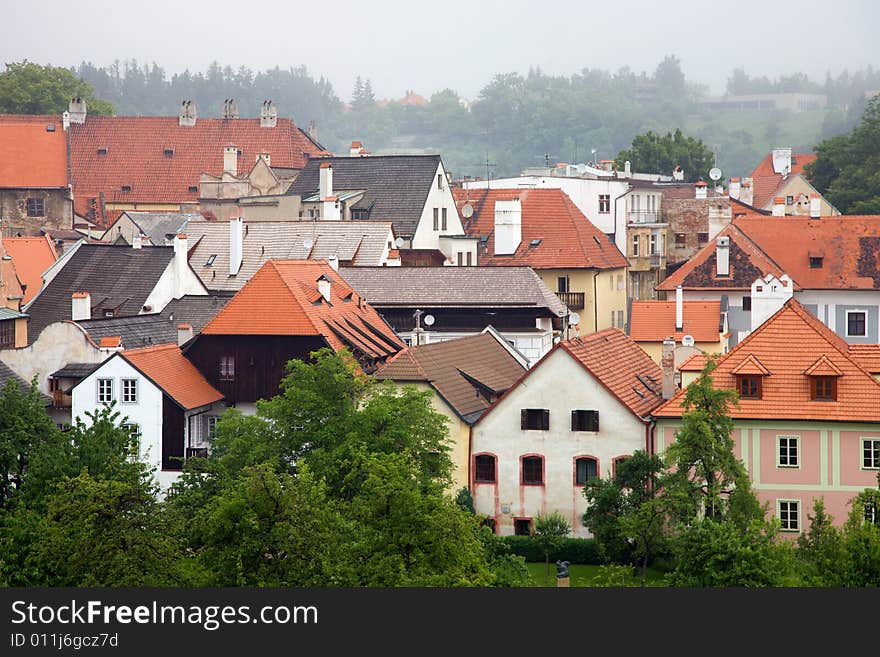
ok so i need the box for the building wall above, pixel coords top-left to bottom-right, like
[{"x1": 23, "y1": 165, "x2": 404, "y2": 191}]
[
  {"x1": 536, "y1": 268, "x2": 626, "y2": 336},
  {"x1": 472, "y1": 348, "x2": 648, "y2": 537},
  {"x1": 637, "y1": 339, "x2": 724, "y2": 365},
  {"x1": 656, "y1": 419, "x2": 880, "y2": 531},
  {"x1": 410, "y1": 162, "x2": 465, "y2": 250},
  {"x1": 141, "y1": 255, "x2": 208, "y2": 314},
  {"x1": 0, "y1": 189, "x2": 72, "y2": 236},
  {"x1": 759, "y1": 176, "x2": 837, "y2": 215}
]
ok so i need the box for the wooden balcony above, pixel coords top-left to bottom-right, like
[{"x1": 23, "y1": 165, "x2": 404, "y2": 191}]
[{"x1": 556, "y1": 291, "x2": 585, "y2": 310}]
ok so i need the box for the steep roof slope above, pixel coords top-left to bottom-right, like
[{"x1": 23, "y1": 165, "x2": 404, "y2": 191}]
[
  {"x1": 629, "y1": 300, "x2": 722, "y2": 343},
  {"x1": 120, "y1": 343, "x2": 223, "y2": 410},
  {"x1": 0, "y1": 115, "x2": 68, "y2": 188},
  {"x1": 2, "y1": 236, "x2": 59, "y2": 304},
  {"x1": 749, "y1": 152, "x2": 816, "y2": 209}
]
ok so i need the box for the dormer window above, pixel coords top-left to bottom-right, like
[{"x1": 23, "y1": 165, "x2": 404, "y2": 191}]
[
  {"x1": 121, "y1": 185, "x2": 132, "y2": 192},
  {"x1": 811, "y1": 376, "x2": 837, "y2": 401},
  {"x1": 97, "y1": 147, "x2": 108, "y2": 155},
  {"x1": 188, "y1": 185, "x2": 198, "y2": 193},
  {"x1": 809, "y1": 256, "x2": 823, "y2": 269},
  {"x1": 737, "y1": 375, "x2": 762, "y2": 399},
  {"x1": 164, "y1": 148, "x2": 174, "y2": 157}
]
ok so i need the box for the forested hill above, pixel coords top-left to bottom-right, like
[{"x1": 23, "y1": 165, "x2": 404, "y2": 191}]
[{"x1": 74, "y1": 58, "x2": 880, "y2": 179}]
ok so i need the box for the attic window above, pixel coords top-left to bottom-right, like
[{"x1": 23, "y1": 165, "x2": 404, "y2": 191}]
[
  {"x1": 164, "y1": 148, "x2": 175, "y2": 157},
  {"x1": 737, "y1": 375, "x2": 762, "y2": 400},
  {"x1": 46, "y1": 124, "x2": 56, "y2": 132},
  {"x1": 206, "y1": 254, "x2": 217, "y2": 266},
  {"x1": 809, "y1": 256, "x2": 823, "y2": 269},
  {"x1": 188, "y1": 185, "x2": 198, "y2": 193},
  {"x1": 810, "y1": 376, "x2": 837, "y2": 401},
  {"x1": 529, "y1": 239, "x2": 542, "y2": 247},
  {"x1": 104, "y1": 310, "x2": 114, "y2": 318},
  {"x1": 97, "y1": 147, "x2": 108, "y2": 155},
  {"x1": 121, "y1": 185, "x2": 132, "y2": 192}
]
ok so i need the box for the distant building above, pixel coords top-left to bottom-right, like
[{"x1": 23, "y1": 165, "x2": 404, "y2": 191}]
[
  {"x1": 736, "y1": 148, "x2": 838, "y2": 216},
  {"x1": 696, "y1": 92, "x2": 827, "y2": 113}
]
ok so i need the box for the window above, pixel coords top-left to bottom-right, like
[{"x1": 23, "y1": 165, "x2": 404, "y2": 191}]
[
  {"x1": 611, "y1": 310, "x2": 615, "y2": 327},
  {"x1": 164, "y1": 148, "x2": 174, "y2": 157},
  {"x1": 778, "y1": 500, "x2": 800, "y2": 532},
  {"x1": 809, "y1": 256, "x2": 823, "y2": 269},
  {"x1": 97, "y1": 378, "x2": 114, "y2": 404},
  {"x1": 474, "y1": 454, "x2": 496, "y2": 483},
  {"x1": 121, "y1": 378, "x2": 138, "y2": 403},
  {"x1": 649, "y1": 233, "x2": 657, "y2": 255},
  {"x1": 612, "y1": 456, "x2": 630, "y2": 477},
  {"x1": 441, "y1": 207, "x2": 447, "y2": 230},
  {"x1": 437, "y1": 173, "x2": 443, "y2": 189},
  {"x1": 617, "y1": 309, "x2": 624, "y2": 329},
  {"x1": 122, "y1": 422, "x2": 141, "y2": 442},
  {"x1": 514, "y1": 518, "x2": 533, "y2": 536},
  {"x1": 598, "y1": 194, "x2": 610, "y2": 213},
  {"x1": 863, "y1": 438, "x2": 880, "y2": 469},
  {"x1": 777, "y1": 435, "x2": 799, "y2": 467},
  {"x1": 737, "y1": 375, "x2": 762, "y2": 399},
  {"x1": 865, "y1": 502, "x2": 877, "y2": 525},
  {"x1": 575, "y1": 457, "x2": 598, "y2": 485},
  {"x1": 457, "y1": 252, "x2": 463, "y2": 266},
  {"x1": 188, "y1": 185, "x2": 199, "y2": 194},
  {"x1": 847, "y1": 311, "x2": 867, "y2": 337},
  {"x1": 207, "y1": 416, "x2": 220, "y2": 439},
  {"x1": 219, "y1": 356, "x2": 235, "y2": 382},
  {"x1": 632, "y1": 235, "x2": 639, "y2": 257},
  {"x1": 674, "y1": 233, "x2": 686, "y2": 246},
  {"x1": 697, "y1": 232, "x2": 709, "y2": 244},
  {"x1": 571, "y1": 410, "x2": 599, "y2": 432},
  {"x1": 0, "y1": 321, "x2": 14, "y2": 348},
  {"x1": 521, "y1": 456, "x2": 543, "y2": 485},
  {"x1": 811, "y1": 376, "x2": 837, "y2": 401},
  {"x1": 480, "y1": 517, "x2": 496, "y2": 533},
  {"x1": 557, "y1": 276, "x2": 569, "y2": 293},
  {"x1": 26, "y1": 197, "x2": 45, "y2": 217},
  {"x1": 786, "y1": 195, "x2": 794, "y2": 205},
  {"x1": 121, "y1": 185, "x2": 132, "y2": 192},
  {"x1": 742, "y1": 296, "x2": 752, "y2": 311},
  {"x1": 466, "y1": 251, "x2": 473, "y2": 266},
  {"x1": 433, "y1": 208, "x2": 439, "y2": 230},
  {"x1": 521, "y1": 409, "x2": 549, "y2": 430},
  {"x1": 617, "y1": 274, "x2": 624, "y2": 290}
]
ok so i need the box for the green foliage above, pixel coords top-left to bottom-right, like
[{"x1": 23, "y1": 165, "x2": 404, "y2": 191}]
[
  {"x1": 591, "y1": 564, "x2": 639, "y2": 588},
  {"x1": 497, "y1": 536, "x2": 602, "y2": 565},
  {"x1": 796, "y1": 499, "x2": 846, "y2": 586},
  {"x1": 455, "y1": 487, "x2": 475, "y2": 514},
  {"x1": 533, "y1": 511, "x2": 572, "y2": 576},
  {"x1": 0, "y1": 61, "x2": 113, "y2": 115},
  {"x1": 614, "y1": 129, "x2": 716, "y2": 182}
]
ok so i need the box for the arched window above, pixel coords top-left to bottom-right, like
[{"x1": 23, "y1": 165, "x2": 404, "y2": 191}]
[{"x1": 473, "y1": 454, "x2": 496, "y2": 484}]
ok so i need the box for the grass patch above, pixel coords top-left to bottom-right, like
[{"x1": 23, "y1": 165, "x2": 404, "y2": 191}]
[{"x1": 524, "y1": 562, "x2": 667, "y2": 587}]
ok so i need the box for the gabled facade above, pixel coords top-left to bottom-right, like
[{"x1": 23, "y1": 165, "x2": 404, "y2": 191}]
[
  {"x1": 738, "y1": 148, "x2": 838, "y2": 216},
  {"x1": 471, "y1": 329, "x2": 665, "y2": 536},
  {"x1": 654, "y1": 300, "x2": 880, "y2": 530}
]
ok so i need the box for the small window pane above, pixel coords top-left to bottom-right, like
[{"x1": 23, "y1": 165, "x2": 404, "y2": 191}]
[
  {"x1": 522, "y1": 456, "x2": 543, "y2": 485},
  {"x1": 474, "y1": 454, "x2": 496, "y2": 483},
  {"x1": 576, "y1": 458, "x2": 598, "y2": 485}
]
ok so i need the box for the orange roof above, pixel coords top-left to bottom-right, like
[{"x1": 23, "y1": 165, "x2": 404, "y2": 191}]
[
  {"x1": 731, "y1": 353, "x2": 771, "y2": 375},
  {"x1": 749, "y1": 152, "x2": 816, "y2": 209},
  {"x1": 0, "y1": 115, "x2": 68, "y2": 188},
  {"x1": 678, "y1": 353, "x2": 708, "y2": 372},
  {"x1": 99, "y1": 336, "x2": 121, "y2": 348},
  {"x1": 2, "y1": 236, "x2": 58, "y2": 304},
  {"x1": 122, "y1": 343, "x2": 223, "y2": 410},
  {"x1": 201, "y1": 260, "x2": 403, "y2": 360},
  {"x1": 629, "y1": 300, "x2": 722, "y2": 342},
  {"x1": 848, "y1": 344, "x2": 880, "y2": 374},
  {"x1": 654, "y1": 300, "x2": 880, "y2": 422},
  {"x1": 454, "y1": 188, "x2": 628, "y2": 270}
]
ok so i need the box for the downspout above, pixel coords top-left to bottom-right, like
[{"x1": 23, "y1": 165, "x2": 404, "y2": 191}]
[
  {"x1": 593, "y1": 270, "x2": 599, "y2": 332},
  {"x1": 467, "y1": 424, "x2": 474, "y2": 496}
]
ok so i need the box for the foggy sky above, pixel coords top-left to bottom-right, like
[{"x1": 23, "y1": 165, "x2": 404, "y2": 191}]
[{"x1": 2, "y1": 0, "x2": 879, "y2": 102}]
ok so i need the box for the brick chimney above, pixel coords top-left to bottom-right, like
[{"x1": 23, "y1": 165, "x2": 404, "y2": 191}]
[
  {"x1": 661, "y1": 337, "x2": 676, "y2": 399},
  {"x1": 179, "y1": 100, "x2": 197, "y2": 127},
  {"x1": 177, "y1": 323, "x2": 193, "y2": 346},
  {"x1": 260, "y1": 100, "x2": 277, "y2": 128},
  {"x1": 72, "y1": 292, "x2": 91, "y2": 321},
  {"x1": 772, "y1": 197, "x2": 786, "y2": 216},
  {"x1": 695, "y1": 181, "x2": 707, "y2": 199},
  {"x1": 810, "y1": 193, "x2": 822, "y2": 218}
]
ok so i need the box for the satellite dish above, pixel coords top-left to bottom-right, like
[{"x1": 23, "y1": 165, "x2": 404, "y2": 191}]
[
  {"x1": 394, "y1": 237, "x2": 405, "y2": 248},
  {"x1": 709, "y1": 167, "x2": 722, "y2": 182},
  {"x1": 568, "y1": 312, "x2": 581, "y2": 325},
  {"x1": 682, "y1": 335, "x2": 695, "y2": 347},
  {"x1": 461, "y1": 203, "x2": 474, "y2": 219},
  {"x1": 423, "y1": 314, "x2": 435, "y2": 326},
  {"x1": 302, "y1": 238, "x2": 314, "y2": 250}
]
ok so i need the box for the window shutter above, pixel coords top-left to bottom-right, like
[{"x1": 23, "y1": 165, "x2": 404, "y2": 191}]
[
  {"x1": 571, "y1": 410, "x2": 577, "y2": 431},
  {"x1": 591, "y1": 411, "x2": 600, "y2": 432},
  {"x1": 521, "y1": 409, "x2": 528, "y2": 430},
  {"x1": 542, "y1": 409, "x2": 550, "y2": 430}
]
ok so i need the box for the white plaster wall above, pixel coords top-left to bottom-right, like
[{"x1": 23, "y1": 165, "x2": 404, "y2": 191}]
[
  {"x1": 795, "y1": 289, "x2": 880, "y2": 336},
  {"x1": 471, "y1": 348, "x2": 648, "y2": 537},
  {"x1": 411, "y1": 162, "x2": 465, "y2": 250},
  {"x1": 142, "y1": 257, "x2": 208, "y2": 314},
  {"x1": 405, "y1": 329, "x2": 553, "y2": 365}
]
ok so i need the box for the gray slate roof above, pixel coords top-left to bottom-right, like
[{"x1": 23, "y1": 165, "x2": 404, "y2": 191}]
[
  {"x1": 338, "y1": 266, "x2": 568, "y2": 316},
  {"x1": 186, "y1": 220, "x2": 395, "y2": 292},
  {"x1": 24, "y1": 244, "x2": 174, "y2": 343},
  {"x1": 51, "y1": 362, "x2": 102, "y2": 379},
  {"x1": 76, "y1": 294, "x2": 231, "y2": 349},
  {"x1": 119, "y1": 212, "x2": 200, "y2": 245},
  {"x1": 0, "y1": 362, "x2": 51, "y2": 405},
  {"x1": 287, "y1": 155, "x2": 442, "y2": 238}
]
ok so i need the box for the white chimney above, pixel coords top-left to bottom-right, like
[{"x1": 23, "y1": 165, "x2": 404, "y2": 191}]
[
  {"x1": 695, "y1": 182, "x2": 707, "y2": 199},
  {"x1": 771, "y1": 147, "x2": 792, "y2": 175},
  {"x1": 810, "y1": 193, "x2": 822, "y2": 218},
  {"x1": 132, "y1": 233, "x2": 143, "y2": 249},
  {"x1": 327, "y1": 255, "x2": 339, "y2": 271},
  {"x1": 672, "y1": 165, "x2": 684, "y2": 181},
  {"x1": 72, "y1": 292, "x2": 91, "y2": 321},
  {"x1": 178, "y1": 100, "x2": 197, "y2": 127},
  {"x1": 260, "y1": 100, "x2": 277, "y2": 128},
  {"x1": 319, "y1": 162, "x2": 333, "y2": 198},
  {"x1": 317, "y1": 275, "x2": 331, "y2": 302},
  {"x1": 494, "y1": 198, "x2": 522, "y2": 255},
  {"x1": 750, "y1": 274, "x2": 793, "y2": 331},
  {"x1": 729, "y1": 177, "x2": 741, "y2": 200},
  {"x1": 772, "y1": 197, "x2": 786, "y2": 216},
  {"x1": 222, "y1": 98, "x2": 239, "y2": 120},
  {"x1": 349, "y1": 141, "x2": 364, "y2": 157},
  {"x1": 624, "y1": 160, "x2": 631, "y2": 177},
  {"x1": 68, "y1": 97, "x2": 87, "y2": 124},
  {"x1": 173, "y1": 233, "x2": 188, "y2": 295},
  {"x1": 739, "y1": 178, "x2": 754, "y2": 206},
  {"x1": 229, "y1": 218, "x2": 243, "y2": 276},
  {"x1": 716, "y1": 236, "x2": 730, "y2": 277},
  {"x1": 323, "y1": 197, "x2": 341, "y2": 221},
  {"x1": 177, "y1": 323, "x2": 193, "y2": 346},
  {"x1": 675, "y1": 285, "x2": 683, "y2": 331},
  {"x1": 223, "y1": 146, "x2": 238, "y2": 175},
  {"x1": 708, "y1": 202, "x2": 732, "y2": 240},
  {"x1": 661, "y1": 337, "x2": 676, "y2": 399}
]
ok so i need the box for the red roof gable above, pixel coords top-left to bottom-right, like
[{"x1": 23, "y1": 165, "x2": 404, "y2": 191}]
[
  {"x1": 122, "y1": 343, "x2": 223, "y2": 410},
  {"x1": 629, "y1": 300, "x2": 722, "y2": 343},
  {"x1": 749, "y1": 152, "x2": 816, "y2": 209},
  {"x1": 0, "y1": 115, "x2": 68, "y2": 188},
  {"x1": 2, "y1": 236, "x2": 58, "y2": 305},
  {"x1": 454, "y1": 188, "x2": 628, "y2": 270}
]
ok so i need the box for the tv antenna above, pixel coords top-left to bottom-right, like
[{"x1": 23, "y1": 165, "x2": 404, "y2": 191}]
[{"x1": 482, "y1": 151, "x2": 496, "y2": 188}]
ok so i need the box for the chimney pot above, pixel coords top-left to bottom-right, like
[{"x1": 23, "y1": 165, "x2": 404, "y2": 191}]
[
  {"x1": 661, "y1": 337, "x2": 676, "y2": 399},
  {"x1": 178, "y1": 99, "x2": 197, "y2": 127},
  {"x1": 260, "y1": 99, "x2": 277, "y2": 128},
  {"x1": 177, "y1": 323, "x2": 194, "y2": 346}
]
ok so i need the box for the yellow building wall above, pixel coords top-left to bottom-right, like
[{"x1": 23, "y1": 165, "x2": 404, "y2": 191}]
[
  {"x1": 637, "y1": 340, "x2": 724, "y2": 365},
  {"x1": 765, "y1": 177, "x2": 838, "y2": 216},
  {"x1": 537, "y1": 267, "x2": 627, "y2": 336}
]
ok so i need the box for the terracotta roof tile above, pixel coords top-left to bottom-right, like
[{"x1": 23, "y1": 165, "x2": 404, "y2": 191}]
[
  {"x1": 0, "y1": 115, "x2": 68, "y2": 188},
  {"x1": 654, "y1": 300, "x2": 880, "y2": 422},
  {"x1": 2, "y1": 236, "x2": 58, "y2": 304},
  {"x1": 803, "y1": 354, "x2": 843, "y2": 377},
  {"x1": 731, "y1": 353, "x2": 771, "y2": 375},
  {"x1": 848, "y1": 344, "x2": 880, "y2": 374},
  {"x1": 678, "y1": 353, "x2": 708, "y2": 372},
  {"x1": 749, "y1": 152, "x2": 816, "y2": 209},
  {"x1": 455, "y1": 188, "x2": 628, "y2": 270},
  {"x1": 122, "y1": 343, "x2": 223, "y2": 410},
  {"x1": 629, "y1": 300, "x2": 721, "y2": 342}
]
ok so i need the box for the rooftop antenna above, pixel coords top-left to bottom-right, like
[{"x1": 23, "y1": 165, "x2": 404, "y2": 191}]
[
  {"x1": 483, "y1": 151, "x2": 496, "y2": 189},
  {"x1": 544, "y1": 153, "x2": 551, "y2": 168}
]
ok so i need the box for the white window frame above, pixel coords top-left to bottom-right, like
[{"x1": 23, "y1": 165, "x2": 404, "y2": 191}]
[
  {"x1": 846, "y1": 309, "x2": 868, "y2": 338},
  {"x1": 862, "y1": 437, "x2": 880, "y2": 470},
  {"x1": 777, "y1": 499, "x2": 800, "y2": 532},
  {"x1": 97, "y1": 378, "x2": 114, "y2": 404},
  {"x1": 649, "y1": 233, "x2": 657, "y2": 255},
  {"x1": 121, "y1": 378, "x2": 138, "y2": 404},
  {"x1": 776, "y1": 435, "x2": 800, "y2": 468},
  {"x1": 632, "y1": 234, "x2": 639, "y2": 257},
  {"x1": 207, "y1": 416, "x2": 220, "y2": 439}
]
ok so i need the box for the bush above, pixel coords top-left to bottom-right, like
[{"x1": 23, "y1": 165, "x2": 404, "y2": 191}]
[{"x1": 498, "y1": 535, "x2": 601, "y2": 564}]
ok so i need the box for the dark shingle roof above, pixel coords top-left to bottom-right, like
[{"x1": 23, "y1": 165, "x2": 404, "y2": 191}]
[
  {"x1": 24, "y1": 243, "x2": 174, "y2": 343},
  {"x1": 288, "y1": 155, "x2": 442, "y2": 238},
  {"x1": 117, "y1": 211, "x2": 199, "y2": 245},
  {"x1": 0, "y1": 362, "x2": 51, "y2": 406},
  {"x1": 51, "y1": 362, "x2": 102, "y2": 379}
]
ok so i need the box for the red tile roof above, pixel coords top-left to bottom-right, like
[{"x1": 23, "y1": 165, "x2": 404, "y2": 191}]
[
  {"x1": 99, "y1": 336, "x2": 121, "y2": 348},
  {"x1": 69, "y1": 116, "x2": 324, "y2": 223},
  {"x1": 849, "y1": 344, "x2": 880, "y2": 374},
  {"x1": 678, "y1": 353, "x2": 707, "y2": 372},
  {"x1": 629, "y1": 300, "x2": 722, "y2": 342},
  {"x1": 201, "y1": 260, "x2": 403, "y2": 360},
  {"x1": 0, "y1": 115, "x2": 68, "y2": 188},
  {"x1": 454, "y1": 188, "x2": 628, "y2": 270},
  {"x1": 654, "y1": 300, "x2": 880, "y2": 422},
  {"x1": 2, "y1": 236, "x2": 58, "y2": 304},
  {"x1": 749, "y1": 152, "x2": 816, "y2": 209},
  {"x1": 122, "y1": 343, "x2": 223, "y2": 410}
]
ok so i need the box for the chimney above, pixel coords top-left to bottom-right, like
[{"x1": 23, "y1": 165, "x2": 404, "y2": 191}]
[
  {"x1": 223, "y1": 146, "x2": 238, "y2": 175},
  {"x1": 809, "y1": 193, "x2": 822, "y2": 218},
  {"x1": 132, "y1": 233, "x2": 143, "y2": 249},
  {"x1": 319, "y1": 162, "x2": 333, "y2": 198},
  {"x1": 729, "y1": 177, "x2": 741, "y2": 200},
  {"x1": 317, "y1": 275, "x2": 331, "y2": 302},
  {"x1": 624, "y1": 160, "x2": 631, "y2": 177},
  {"x1": 177, "y1": 323, "x2": 193, "y2": 346},
  {"x1": 695, "y1": 181, "x2": 707, "y2": 199},
  {"x1": 327, "y1": 255, "x2": 340, "y2": 271},
  {"x1": 771, "y1": 147, "x2": 792, "y2": 175},
  {"x1": 308, "y1": 120, "x2": 318, "y2": 142},
  {"x1": 68, "y1": 97, "x2": 87, "y2": 124},
  {"x1": 675, "y1": 285, "x2": 683, "y2": 332},
  {"x1": 323, "y1": 196, "x2": 341, "y2": 221},
  {"x1": 661, "y1": 337, "x2": 676, "y2": 399},
  {"x1": 672, "y1": 165, "x2": 684, "y2": 182},
  {"x1": 750, "y1": 274, "x2": 793, "y2": 331},
  {"x1": 260, "y1": 100, "x2": 277, "y2": 128},
  {"x1": 716, "y1": 236, "x2": 730, "y2": 277},
  {"x1": 350, "y1": 141, "x2": 364, "y2": 157},
  {"x1": 173, "y1": 233, "x2": 188, "y2": 294},
  {"x1": 772, "y1": 197, "x2": 786, "y2": 216},
  {"x1": 229, "y1": 218, "x2": 243, "y2": 276},
  {"x1": 708, "y1": 202, "x2": 732, "y2": 240},
  {"x1": 222, "y1": 98, "x2": 239, "y2": 120},
  {"x1": 178, "y1": 100, "x2": 197, "y2": 127},
  {"x1": 739, "y1": 178, "x2": 754, "y2": 206},
  {"x1": 257, "y1": 152, "x2": 271, "y2": 167},
  {"x1": 72, "y1": 292, "x2": 91, "y2": 321},
  {"x1": 493, "y1": 198, "x2": 522, "y2": 255}
]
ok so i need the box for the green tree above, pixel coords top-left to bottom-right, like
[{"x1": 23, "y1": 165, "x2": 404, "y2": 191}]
[
  {"x1": 0, "y1": 61, "x2": 114, "y2": 115},
  {"x1": 455, "y1": 487, "x2": 475, "y2": 514},
  {"x1": 614, "y1": 129, "x2": 716, "y2": 182},
  {"x1": 796, "y1": 498, "x2": 846, "y2": 586},
  {"x1": 533, "y1": 511, "x2": 571, "y2": 578},
  {"x1": 841, "y1": 487, "x2": 880, "y2": 586}
]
